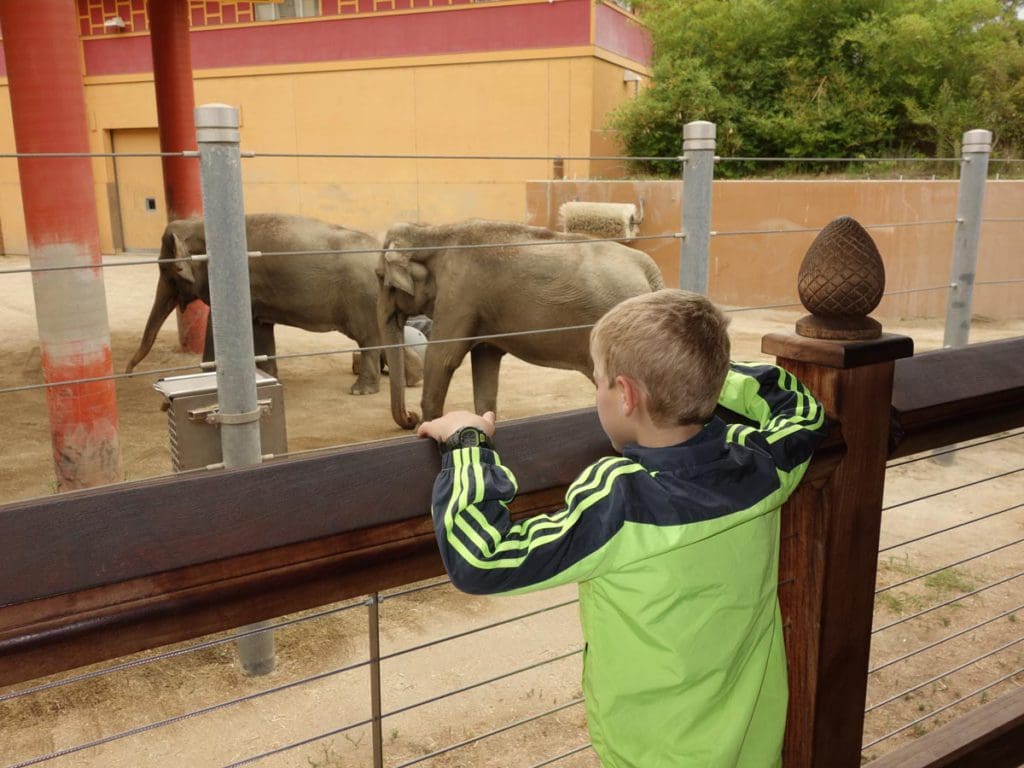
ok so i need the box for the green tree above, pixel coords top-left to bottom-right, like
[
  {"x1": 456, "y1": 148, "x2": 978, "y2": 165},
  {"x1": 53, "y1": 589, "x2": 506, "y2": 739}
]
[{"x1": 612, "y1": 0, "x2": 1024, "y2": 174}]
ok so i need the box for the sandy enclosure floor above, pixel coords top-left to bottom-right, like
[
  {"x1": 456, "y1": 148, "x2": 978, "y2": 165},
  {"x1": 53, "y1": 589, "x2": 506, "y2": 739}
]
[{"x1": 0, "y1": 252, "x2": 1022, "y2": 767}]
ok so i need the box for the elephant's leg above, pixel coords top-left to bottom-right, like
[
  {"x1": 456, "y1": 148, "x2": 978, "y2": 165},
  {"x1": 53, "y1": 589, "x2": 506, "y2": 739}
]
[
  {"x1": 420, "y1": 337, "x2": 474, "y2": 423},
  {"x1": 253, "y1": 321, "x2": 277, "y2": 377},
  {"x1": 470, "y1": 343, "x2": 505, "y2": 416},
  {"x1": 349, "y1": 333, "x2": 382, "y2": 395}
]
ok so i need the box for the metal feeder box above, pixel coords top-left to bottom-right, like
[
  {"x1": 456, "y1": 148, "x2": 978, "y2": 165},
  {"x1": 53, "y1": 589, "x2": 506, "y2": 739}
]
[{"x1": 153, "y1": 370, "x2": 287, "y2": 472}]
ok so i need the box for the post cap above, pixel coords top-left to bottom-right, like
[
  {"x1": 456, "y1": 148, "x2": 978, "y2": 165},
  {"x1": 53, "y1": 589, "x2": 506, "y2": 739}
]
[
  {"x1": 683, "y1": 120, "x2": 716, "y2": 151},
  {"x1": 962, "y1": 129, "x2": 992, "y2": 154},
  {"x1": 195, "y1": 104, "x2": 240, "y2": 143}
]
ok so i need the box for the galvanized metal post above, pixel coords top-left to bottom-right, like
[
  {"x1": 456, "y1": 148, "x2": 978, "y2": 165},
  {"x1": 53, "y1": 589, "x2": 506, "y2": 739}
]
[
  {"x1": 195, "y1": 103, "x2": 274, "y2": 675},
  {"x1": 368, "y1": 593, "x2": 384, "y2": 768},
  {"x1": 943, "y1": 129, "x2": 991, "y2": 348},
  {"x1": 680, "y1": 120, "x2": 716, "y2": 293}
]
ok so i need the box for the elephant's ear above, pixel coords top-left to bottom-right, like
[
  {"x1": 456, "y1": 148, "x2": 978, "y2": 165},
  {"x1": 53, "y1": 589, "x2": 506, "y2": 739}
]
[
  {"x1": 170, "y1": 233, "x2": 197, "y2": 286},
  {"x1": 382, "y1": 247, "x2": 415, "y2": 296}
]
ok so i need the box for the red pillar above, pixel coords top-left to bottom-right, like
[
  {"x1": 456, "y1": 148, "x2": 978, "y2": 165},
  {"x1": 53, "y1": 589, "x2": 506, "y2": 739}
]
[
  {"x1": 149, "y1": 0, "x2": 207, "y2": 354},
  {"x1": 0, "y1": 0, "x2": 122, "y2": 490}
]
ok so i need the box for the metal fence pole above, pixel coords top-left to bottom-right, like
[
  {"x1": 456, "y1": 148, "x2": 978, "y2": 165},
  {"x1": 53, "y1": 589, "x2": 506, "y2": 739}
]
[
  {"x1": 680, "y1": 120, "x2": 716, "y2": 293},
  {"x1": 369, "y1": 593, "x2": 384, "y2": 768},
  {"x1": 943, "y1": 128, "x2": 992, "y2": 348},
  {"x1": 196, "y1": 103, "x2": 274, "y2": 675}
]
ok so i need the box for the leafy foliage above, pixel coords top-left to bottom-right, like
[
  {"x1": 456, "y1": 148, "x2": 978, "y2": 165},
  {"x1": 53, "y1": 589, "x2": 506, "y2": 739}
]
[{"x1": 611, "y1": 0, "x2": 1024, "y2": 175}]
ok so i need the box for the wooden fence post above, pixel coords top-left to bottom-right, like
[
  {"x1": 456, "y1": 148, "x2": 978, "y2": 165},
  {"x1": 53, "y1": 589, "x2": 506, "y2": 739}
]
[{"x1": 764, "y1": 332, "x2": 913, "y2": 768}]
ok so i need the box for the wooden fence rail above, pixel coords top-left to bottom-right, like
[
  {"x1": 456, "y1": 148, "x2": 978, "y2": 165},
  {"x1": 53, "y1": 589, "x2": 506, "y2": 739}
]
[{"x1": 1, "y1": 333, "x2": 1022, "y2": 768}]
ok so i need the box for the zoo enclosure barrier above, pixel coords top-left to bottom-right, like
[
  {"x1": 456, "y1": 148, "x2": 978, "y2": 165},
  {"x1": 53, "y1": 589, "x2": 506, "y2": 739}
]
[
  {"x1": 2, "y1": 111, "x2": 1024, "y2": 765},
  {"x1": 1, "y1": 282, "x2": 1022, "y2": 768}
]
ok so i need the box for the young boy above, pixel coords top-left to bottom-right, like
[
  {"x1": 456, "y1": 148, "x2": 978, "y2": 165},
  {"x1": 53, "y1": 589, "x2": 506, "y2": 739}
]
[{"x1": 416, "y1": 289, "x2": 827, "y2": 768}]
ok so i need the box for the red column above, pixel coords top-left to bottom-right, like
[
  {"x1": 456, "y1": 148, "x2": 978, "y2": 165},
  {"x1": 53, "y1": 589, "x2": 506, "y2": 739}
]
[
  {"x1": 0, "y1": 0, "x2": 122, "y2": 490},
  {"x1": 149, "y1": 0, "x2": 207, "y2": 354}
]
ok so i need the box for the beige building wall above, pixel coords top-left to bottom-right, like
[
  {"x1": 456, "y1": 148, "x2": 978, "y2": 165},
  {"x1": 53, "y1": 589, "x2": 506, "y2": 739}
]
[{"x1": 527, "y1": 179, "x2": 1024, "y2": 321}]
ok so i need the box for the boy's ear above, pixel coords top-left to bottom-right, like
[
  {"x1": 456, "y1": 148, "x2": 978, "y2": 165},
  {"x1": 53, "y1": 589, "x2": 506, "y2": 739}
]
[{"x1": 615, "y1": 375, "x2": 640, "y2": 417}]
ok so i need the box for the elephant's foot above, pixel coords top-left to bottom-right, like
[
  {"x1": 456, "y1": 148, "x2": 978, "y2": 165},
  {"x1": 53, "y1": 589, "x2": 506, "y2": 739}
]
[
  {"x1": 351, "y1": 352, "x2": 362, "y2": 375},
  {"x1": 350, "y1": 379, "x2": 381, "y2": 395}
]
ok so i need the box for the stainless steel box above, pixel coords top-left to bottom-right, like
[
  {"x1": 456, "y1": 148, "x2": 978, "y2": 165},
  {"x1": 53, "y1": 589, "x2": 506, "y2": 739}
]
[{"x1": 153, "y1": 371, "x2": 287, "y2": 472}]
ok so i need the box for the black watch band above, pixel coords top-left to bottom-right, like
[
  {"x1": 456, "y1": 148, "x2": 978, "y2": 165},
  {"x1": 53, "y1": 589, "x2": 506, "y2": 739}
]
[{"x1": 441, "y1": 426, "x2": 492, "y2": 453}]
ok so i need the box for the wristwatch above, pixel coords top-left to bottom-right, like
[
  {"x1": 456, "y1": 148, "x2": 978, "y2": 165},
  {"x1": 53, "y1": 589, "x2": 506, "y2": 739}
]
[{"x1": 442, "y1": 426, "x2": 492, "y2": 453}]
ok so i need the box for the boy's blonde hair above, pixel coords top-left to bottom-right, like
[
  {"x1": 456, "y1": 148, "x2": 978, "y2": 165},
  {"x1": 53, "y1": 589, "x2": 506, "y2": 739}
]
[{"x1": 590, "y1": 289, "x2": 731, "y2": 427}]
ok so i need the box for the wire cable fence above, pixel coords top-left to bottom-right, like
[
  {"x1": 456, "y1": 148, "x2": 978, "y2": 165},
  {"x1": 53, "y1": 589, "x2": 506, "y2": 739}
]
[
  {"x1": 1, "y1": 581, "x2": 588, "y2": 768},
  {"x1": 861, "y1": 429, "x2": 1024, "y2": 757}
]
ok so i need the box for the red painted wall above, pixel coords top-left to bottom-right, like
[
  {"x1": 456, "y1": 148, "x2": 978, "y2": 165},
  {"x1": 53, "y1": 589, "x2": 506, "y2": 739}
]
[
  {"x1": 82, "y1": 1, "x2": 594, "y2": 75},
  {"x1": 594, "y1": 3, "x2": 651, "y2": 67}
]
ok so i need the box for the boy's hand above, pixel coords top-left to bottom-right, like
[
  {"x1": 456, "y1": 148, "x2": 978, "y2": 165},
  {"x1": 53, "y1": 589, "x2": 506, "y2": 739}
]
[{"x1": 416, "y1": 411, "x2": 496, "y2": 443}]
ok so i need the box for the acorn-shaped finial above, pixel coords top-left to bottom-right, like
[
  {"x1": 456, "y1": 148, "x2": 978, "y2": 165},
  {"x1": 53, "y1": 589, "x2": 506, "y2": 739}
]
[{"x1": 796, "y1": 216, "x2": 885, "y2": 340}]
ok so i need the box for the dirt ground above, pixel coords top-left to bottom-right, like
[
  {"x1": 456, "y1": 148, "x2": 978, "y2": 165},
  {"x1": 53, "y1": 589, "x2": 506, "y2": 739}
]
[{"x1": 1, "y1": 252, "x2": 1022, "y2": 767}]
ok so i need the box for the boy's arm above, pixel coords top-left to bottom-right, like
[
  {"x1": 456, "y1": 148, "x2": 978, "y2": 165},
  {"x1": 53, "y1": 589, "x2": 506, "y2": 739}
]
[
  {"x1": 718, "y1": 362, "x2": 829, "y2": 493},
  {"x1": 430, "y1": 448, "x2": 640, "y2": 595}
]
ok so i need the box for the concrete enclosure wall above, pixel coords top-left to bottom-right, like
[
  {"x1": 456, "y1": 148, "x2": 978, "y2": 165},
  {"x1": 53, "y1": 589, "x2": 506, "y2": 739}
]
[{"x1": 526, "y1": 179, "x2": 1024, "y2": 320}]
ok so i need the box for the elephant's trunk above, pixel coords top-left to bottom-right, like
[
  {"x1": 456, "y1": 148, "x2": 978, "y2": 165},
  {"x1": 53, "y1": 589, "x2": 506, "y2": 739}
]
[
  {"x1": 126, "y1": 270, "x2": 179, "y2": 373},
  {"x1": 381, "y1": 307, "x2": 418, "y2": 429}
]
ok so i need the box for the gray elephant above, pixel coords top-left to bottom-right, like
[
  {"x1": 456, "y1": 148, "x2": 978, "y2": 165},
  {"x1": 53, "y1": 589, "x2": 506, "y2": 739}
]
[
  {"x1": 377, "y1": 219, "x2": 664, "y2": 429},
  {"x1": 127, "y1": 212, "x2": 422, "y2": 394}
]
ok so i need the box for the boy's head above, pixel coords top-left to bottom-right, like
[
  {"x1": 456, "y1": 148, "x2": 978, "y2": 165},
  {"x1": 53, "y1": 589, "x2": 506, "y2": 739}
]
[{"x1": 590, "y1": 289, "x2": 731, "y2": 429}]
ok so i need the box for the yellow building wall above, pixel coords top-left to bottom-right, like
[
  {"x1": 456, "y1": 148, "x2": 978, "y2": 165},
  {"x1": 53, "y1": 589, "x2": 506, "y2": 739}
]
[{"x1": 0, "y1": 48, "x2": 618, "y2": 255}]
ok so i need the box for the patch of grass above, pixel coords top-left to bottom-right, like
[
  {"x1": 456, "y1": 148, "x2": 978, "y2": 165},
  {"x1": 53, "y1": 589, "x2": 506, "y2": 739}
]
[
  {"x1": 308, "y1": 743, "x2": 344, "y2": 768},
  {"x1": 924, "y1": 567, "x2": 977, "y2": 595}
]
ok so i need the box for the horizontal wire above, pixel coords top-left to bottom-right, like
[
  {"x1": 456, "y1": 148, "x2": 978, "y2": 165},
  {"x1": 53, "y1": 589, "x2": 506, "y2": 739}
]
[
  {"x1": 862, "y1": 664, "x2": 1024, "y2": 751},
  {"x1": 0, "y1": 233, "x2": 683, "y2": 276},
  {"x1": 711, "y1": 219, "x2": 957, "y2": 238},
  {"x1": 719, "y1": 156, "x2": 962, "y2": 164},
  {"x1": 982, "y1": 217, "x2": 1024, "y2": 223},
  {"x1": 975, "y1": 277, "x2": 1024, "y2": 287},
  {"x1": 881, "y1": 466, "x2": 1024, "y2": 512},
  {"x1": 392, "y1": 698, "x2": 585, "y2": 768},
  {"x1": 380, "y1": 598, "x2": 579, "y2": 663},
  {"x1": 528, "y1": 743, "x2": 594, "y2": 768},
  {"x1": 879, "y1": 500, "x2": 1024, "y2": 554},
  {"x1": 873, "y1": 571, "x2": 1024, "y2": 634},
  {"x1": 865, "y1": 635, "x2": 1024, "y2": 713},
  {"x1": 0, "y1": 598, "x2": 369, "y2": 704},
  {"x1": 380, "y1": 648, "x2": 583, "y2": 722},
  {"x1": 5, "y1": 657, "x2": 372, "y2": 768},
  {"x1": 249, "y1": 151, "x2": 675, "y2": 162},
  {"x1": 0, "y1": 279, "x2": 963, "y2": 397},
  {"x1": 219, "y1": 717, "x2": 373, "y2": 768},
  {"x1": 875, "y1": 538, "x2": 1023, "y2": 595},
  {"x1": 380, "y1": 576, "x2": 452, "y2": 601},
  {"x1": 869, "y1": 601, "x2": 1024, "y2": 675},
  {"x1": 0, "y1": 151, "x2": 192, "y2": 159},
  {"x1": 887, "y1": 429, "x2": 1024, "y2": 468}
]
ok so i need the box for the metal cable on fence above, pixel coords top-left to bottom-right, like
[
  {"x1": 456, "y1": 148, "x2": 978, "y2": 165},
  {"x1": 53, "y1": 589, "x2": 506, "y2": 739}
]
[
  {"x1": 219, "y1": 717, "x2": 374, "y2": 768},
  {"x1": 875, "y1": 538, "x2": 1023, "y2": 595},
  {"x1": 0, "y1": 151, "x2": 193, "y2": 159},
  {"x1": 873, "y1": 571, "x2": 1024, "y2": 634},
  {"x1": 0, "y1": 598, "x2": 369, "y2": 704},
  {"x1": 982, "y1": 217, "x2": 1024, "y2": 222},
  {"x1": 528, "y1": 743, "x2": 594, "y2": 768},
  {"x1": 381, "y1": 576, "x2": 452, "y2": 601},
  {"x1": 380, "y1": 598, "x2": 579, "y2": 663},
  {"x1": 879, "y1": 500, "x2": 1024, "y2": 555},
  {"x1": 887, "y1": 429, "x2": 1024, "y2": 469},
  {"x1": 392, "y1": 698, "x2": 586, "y2": 768},
  {"x1": 710, "y1": 219, "x2": 957, "y2": 238},
  {"x1": 718, "y1": 156, "x2": 963, "y2": 164},
  {"x1": 249, "y1": 151, "x2": 679, "y2": 162},
  {"x1": 0, "y1": 233, "x2": 686, "y2": 276},
  {"x1": 869, "y1": 601, "x2": 1024, "y2": 675},
  {"x1": 975, "y1": 277, "x2": 1024, "y2": 287},
  {"x1": 865, "y1": 634, "x2": 1024, "y2": 714},
  {"x1": 380, "y1": 648, "x2": 583, "y2": 722},
  {"x1": 862, "y1": 664, "x2": 1024, "y2": 751},
  {"x1": 881, "y1": 466, "x2": 1024, "y2": 512},
  {"x1": 5, "y1": 657, "x2": 372, "y2": 768}
]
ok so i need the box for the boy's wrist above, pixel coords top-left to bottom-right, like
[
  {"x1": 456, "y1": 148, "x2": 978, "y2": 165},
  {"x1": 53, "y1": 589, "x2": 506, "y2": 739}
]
[{"x1": 441, "y1": 426, "x2": 492, "y2": 453}]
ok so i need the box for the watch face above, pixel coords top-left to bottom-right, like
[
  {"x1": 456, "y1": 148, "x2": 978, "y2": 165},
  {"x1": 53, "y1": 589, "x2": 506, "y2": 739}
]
[{"x1": 460, "y1": 428, "x2": 482, "y2": 447}]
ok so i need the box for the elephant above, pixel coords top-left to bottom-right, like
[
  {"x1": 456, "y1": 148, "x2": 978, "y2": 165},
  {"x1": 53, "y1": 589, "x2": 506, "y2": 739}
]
[
  {"x1": 376, "y1": 218, "x2": 665, "y2": 429},
  {"x1": 127, "y1": 212, "x2": 422, "y2": 394}
]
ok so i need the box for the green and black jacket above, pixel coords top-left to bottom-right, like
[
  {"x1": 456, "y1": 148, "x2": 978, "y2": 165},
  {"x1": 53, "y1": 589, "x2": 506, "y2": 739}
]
[{"x1": 430, "y1": 363, "x2": 828, "y2": 768}]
